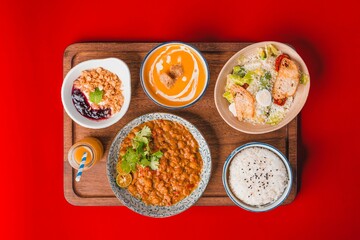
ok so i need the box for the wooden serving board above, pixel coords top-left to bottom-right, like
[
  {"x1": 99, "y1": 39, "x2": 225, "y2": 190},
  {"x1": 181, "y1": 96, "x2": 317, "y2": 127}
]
[{"x1": 63, "y1": 42, "x2": 298, "y2": 206}]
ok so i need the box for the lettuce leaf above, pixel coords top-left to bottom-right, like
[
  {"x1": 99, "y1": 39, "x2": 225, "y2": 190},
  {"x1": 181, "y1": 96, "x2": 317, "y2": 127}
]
[
  {"x1": 232, "y1": 65, "x2": 246, "y2": 77},
  {"x1": 300, "y1": 73, "x2": 309, "y2": 85},
  {"x1": 223, "y1": 91, "x2": 234, "y2": 103},
  {"x1": 228, "y1": 71, "x2": 254, "y2": 86},
  {"x1": 266, "y1": 110, "x2": 285, "y2": 125},
  {"x1": 258, "y1": 48, "x2": 267, "y2": 60},
  {"x1": 266, "y1": 44, "x2": 279, "y2": 57}
]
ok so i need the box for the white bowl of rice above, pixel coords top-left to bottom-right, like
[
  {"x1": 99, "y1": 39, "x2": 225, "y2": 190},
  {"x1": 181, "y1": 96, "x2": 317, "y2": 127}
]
[{"x1": 222, "y1": 142, "x2": 292, "y2": 212}]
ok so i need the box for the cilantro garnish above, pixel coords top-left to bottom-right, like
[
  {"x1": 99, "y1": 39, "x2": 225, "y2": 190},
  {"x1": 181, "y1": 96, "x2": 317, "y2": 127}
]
[
  {"x1": 89, "y1": 87, "x2": 103, "y2": 104},
  {"x1": 120, "y1": 126, "x2": 163, "y2": 173}
]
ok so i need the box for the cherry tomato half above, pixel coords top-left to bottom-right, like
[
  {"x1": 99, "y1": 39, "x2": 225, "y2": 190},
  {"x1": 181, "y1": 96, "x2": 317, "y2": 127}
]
[{"x1": 275, "y1": 54, "x2": 290, "y2": 72}]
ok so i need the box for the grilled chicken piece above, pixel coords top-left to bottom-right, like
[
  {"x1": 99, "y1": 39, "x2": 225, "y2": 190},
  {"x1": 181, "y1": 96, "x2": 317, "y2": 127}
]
[
  {"x1": 169, "y1": 64, "x2": 184, "y2": 79},
  {"x1": 230, "y1": 84, "x2": 255, "y2": 121},
  {"x1": 160, "y1": 73, "x2": 176, "y2": 89},
  {"x1": 273, "y1": 57, "x2": 300, "y2": 100}
]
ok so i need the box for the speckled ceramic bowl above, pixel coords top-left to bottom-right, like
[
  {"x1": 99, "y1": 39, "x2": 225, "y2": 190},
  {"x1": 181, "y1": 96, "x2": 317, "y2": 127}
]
[{"x1": 107, "y1": 113, "x2": 212, "y2": 217}]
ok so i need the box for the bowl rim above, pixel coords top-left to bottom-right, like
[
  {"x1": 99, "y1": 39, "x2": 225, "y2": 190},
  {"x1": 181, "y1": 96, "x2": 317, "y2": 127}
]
[
  {"x1": 222, "y1": 142, "x2": 293, "y2": 212},
  {"x1": 61, "y1": 57, "x2": 131, "y2": 129},
  {"x1": 214, "y1": 41, "x2": 310, "y2": 134},
  {"x1": 140, "y1": 41, "x2": 210, "y2": 109}
]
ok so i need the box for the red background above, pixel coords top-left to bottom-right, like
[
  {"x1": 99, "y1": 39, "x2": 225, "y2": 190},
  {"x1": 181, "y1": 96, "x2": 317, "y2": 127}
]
[{"x1": 2, "y1": 0, "x2": 359, "y2": 239}]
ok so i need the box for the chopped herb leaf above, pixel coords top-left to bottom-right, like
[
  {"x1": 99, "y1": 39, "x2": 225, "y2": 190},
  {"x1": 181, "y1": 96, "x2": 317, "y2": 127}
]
[
  {"x1": 149, "y1": 160, "x2": 160, "y2": 171},
  {"x1": 140, "y1": 158, "x2": 150, "y2": 167},
  {"x1": 120, "y1": 126, "x2": 163, "y2": 173},
  {"x1": 89, "y1": 87, "x2": 103, "y2": 104}
]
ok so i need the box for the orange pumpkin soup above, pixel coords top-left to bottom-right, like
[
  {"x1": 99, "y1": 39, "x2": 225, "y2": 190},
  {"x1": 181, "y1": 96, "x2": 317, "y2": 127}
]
[{"x1": 142, "y1": 43, "x2": 208, "y2": 107}]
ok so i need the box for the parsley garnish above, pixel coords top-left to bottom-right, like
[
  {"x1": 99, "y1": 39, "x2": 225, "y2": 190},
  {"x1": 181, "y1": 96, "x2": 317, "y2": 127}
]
[{"x1": 121, "y1": 126, "x2": 163, "y2": 173}]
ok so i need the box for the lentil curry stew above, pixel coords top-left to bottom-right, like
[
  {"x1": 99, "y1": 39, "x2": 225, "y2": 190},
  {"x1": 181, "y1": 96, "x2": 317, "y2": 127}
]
[{"x1": 117, "y1": 119, "x2": 203, "y2": 206}]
